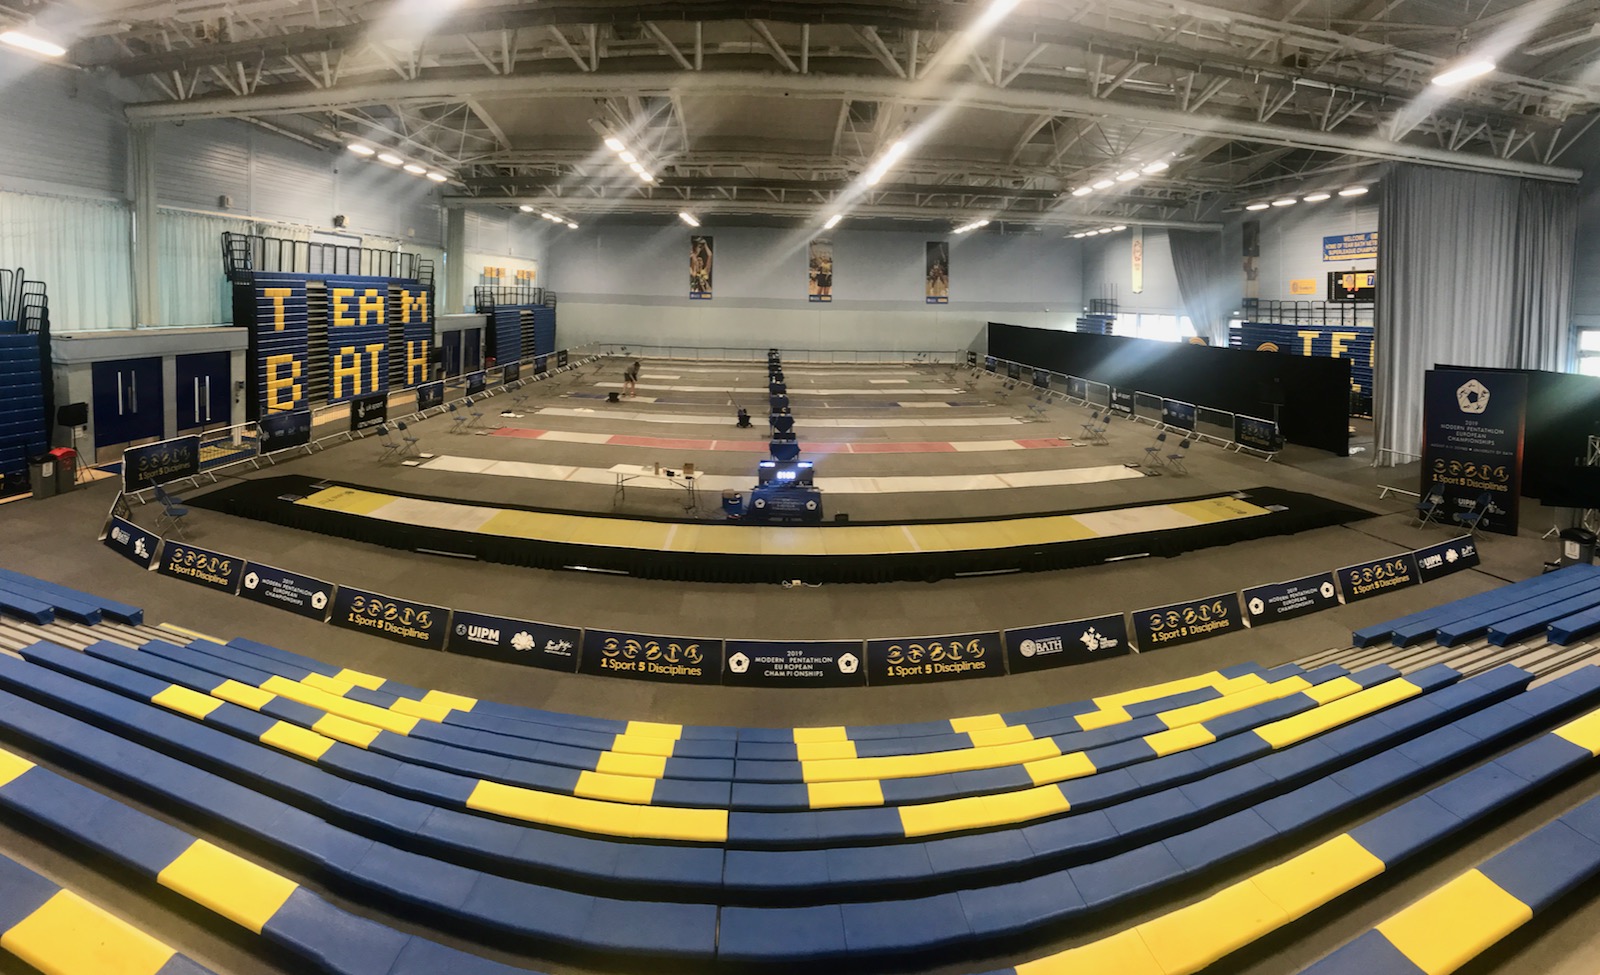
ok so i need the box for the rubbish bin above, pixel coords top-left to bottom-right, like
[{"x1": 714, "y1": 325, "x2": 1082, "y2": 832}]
[
  {"x1": 28, "y1": 455, "x2": 55, "y2": 500},
  {"x1": 1559, "y1": 528, "x2": 1596, "y2": 567},
  {"x1": 48, "y1": 447, "x2": 76, "y2": 494}
]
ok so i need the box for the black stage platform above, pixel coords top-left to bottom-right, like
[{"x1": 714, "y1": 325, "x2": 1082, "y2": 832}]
[{"x1": 191, "y1": 476, "x2": 1375, "y2": 584}]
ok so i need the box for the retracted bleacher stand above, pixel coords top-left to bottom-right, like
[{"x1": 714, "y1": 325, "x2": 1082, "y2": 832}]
[{"x1": 738, "y1": 350, "x2": 823, "y2": 524}]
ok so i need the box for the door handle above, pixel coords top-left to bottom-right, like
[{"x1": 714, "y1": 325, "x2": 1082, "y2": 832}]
[
  {"x1": 130, "y1": 373, "x2": 137, "y2": 412},
  {"x1": 204, "y1": 377, "x2": 212, "y2": 422},
  {"x1": 117, "y1": 372, "x2": 125, "y2": 415},
  {"x1": 194, "y1": 380, "x2": 201, "y2": 424}
]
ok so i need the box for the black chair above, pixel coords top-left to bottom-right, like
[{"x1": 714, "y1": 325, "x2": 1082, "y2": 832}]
[
  {"x1": 1080, "y1": 410, "x2": 1103, "y2": 440},
  {"x1": 1165, "y1": 438, "x2": 1193, "y2": 473},
  {"x1": 1143, "y1": 432, "x2": 1169, "y2": 466},
  {"x1": 396, "y1": 421, "x2": 421, "y2": 456},
  {"x1": 1414, "y1": 484, "x2": 1447, "y2": 528},
  {"x1": 151, "y1": 483, "x2": 190, "y2": 538},
  {"x1": 374, "y1": 425, "x2": 402, "y2": 462},
  {"x1": 1452, "y1": 491, "x2": 1495, "y2": 536}
]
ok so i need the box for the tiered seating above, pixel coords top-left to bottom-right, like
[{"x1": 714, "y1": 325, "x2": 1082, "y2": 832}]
[
  {"x1": 0, "y1": 333, "x2": 45, "y2": 492},
  {"x1": 2, "y1": 571, "x2": 1600, "y2": 973}
]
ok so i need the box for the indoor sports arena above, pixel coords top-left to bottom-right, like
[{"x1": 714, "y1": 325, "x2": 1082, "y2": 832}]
[{"x1": 6, "y1": 3, "x2": 1600, "y2": 974}]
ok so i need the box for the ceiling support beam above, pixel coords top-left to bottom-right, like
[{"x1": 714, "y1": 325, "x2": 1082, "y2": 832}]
[
  {"x1": 748, "y1": 20, "x2": 799, "y2": 73},
  {"x1": 126, "y1": 70, "x2": 1584, "y2": 182},
  {"x1": 643, "y1": 22, "x2": 693, "y2": 71}
]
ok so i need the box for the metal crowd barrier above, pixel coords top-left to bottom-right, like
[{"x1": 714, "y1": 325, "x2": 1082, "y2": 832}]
[{"x1": 589, "y1": 344, "x2": 959, "y2": 365}]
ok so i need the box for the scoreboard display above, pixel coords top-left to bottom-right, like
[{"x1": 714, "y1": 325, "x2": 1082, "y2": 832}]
[{"x1": 1328, "y1": 270, "x2": 1376, "y2": 303}]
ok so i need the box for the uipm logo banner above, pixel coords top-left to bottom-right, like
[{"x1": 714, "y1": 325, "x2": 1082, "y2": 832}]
[{"x1": 1456, "y1": 378, "x2": 1490, "y2": 415}]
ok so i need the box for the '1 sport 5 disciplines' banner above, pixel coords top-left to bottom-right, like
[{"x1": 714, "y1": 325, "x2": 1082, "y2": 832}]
[
  {"x1": 1421, "y1": 368, "x2": 1527, "y2": 535},
  {"x1": 865, "y1": 631, "x2": 1003, "y2": 685},
  {"x1": 579, "y1": 629, "x2": 723, "y2": 685}
]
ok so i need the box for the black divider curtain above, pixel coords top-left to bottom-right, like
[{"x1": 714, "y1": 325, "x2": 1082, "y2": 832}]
[
  {"x1": 1375, "y1": 165, "x2": 1577, "y2": 464},
  {"x1": 1168, "y1": 229, "x2": 1230, "y2": 343}
]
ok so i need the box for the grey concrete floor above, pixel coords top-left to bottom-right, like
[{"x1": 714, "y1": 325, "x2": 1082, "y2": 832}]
[{"x1": 0, "y1": 358, "x2": 1594, "y2": 975}]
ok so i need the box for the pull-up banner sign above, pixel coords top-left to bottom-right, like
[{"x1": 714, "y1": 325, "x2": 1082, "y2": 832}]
[{"x1": 1420, "y1": 369, "x2": 1526, "y2": 535}]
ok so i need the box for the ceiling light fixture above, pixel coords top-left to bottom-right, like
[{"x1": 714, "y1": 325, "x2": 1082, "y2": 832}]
[
  {"x1": 1141, "y1": 160, "x2": 1170, "y2": 174},
  {"x1": 519, "y1": 205, "x2": 534, "y2": 213},
  {"x1": 640, "y1": 171, "x2": 655, "y2": 183},
  {"x1": 1271, "y1": 198, "x2": 1297, "y2": 207},
  {"x1": 347, "y1": 143, "x2": 376, "y2": 156},
  {"x1": 1339, "y1": 186, "x2": 1369, "y2": 197},
  {"x1": 567, "y1": 222, "x2": 579, "y2": 230},
  {"x1": 426, "y1": 172, "x2": 448, "y2": 182},
  {"x1": 0, "y1": 31, "x2": 65, "y2": 58},
  {"x1": 1431, "y1": 58, "x2": 1496, "y2": 87},
  {"x1": 1111, "y1": 225, "x2": 1127, "y2": 232},
  {"x1": 377, "y1": 152, "x2": 403, "y2": 166},
  {"x1": 619, "y1": 151, "x2": 637, "y2": 164},
  {"x1": 953, "y1": 219, "x2": 991, "y2": 234},
  {"x1": 679, "y1": 212, "x2": 701, "y2": 227},
  {"x1": 402, "y1": 163, "x2": 427, "y2": 175},
  {"x1": 1246, "y1": 202, "x2": 1271, "y2": 211},
  {"x1": 1071, "y1": 186, "x2": 1093, "y2": 197},
  {"x1": 1303, "y1": 191, "x2": 1331, "y2": 202},
  {"x1": 1092, "y1": 178, "x2": 1115, "y2": 190},
  {"x1": 628, "y1": 161, "x2": 644, "y2": 174},
  {"x1": 823, "y1": 214, "x2": 842, "y2": 230},
  {"x1": 1115, "y1": 170, "x2": 1139, "y2": 182},
  {"x1": 541, "y1": 212, "x2": 559, "y2": 220},
  {"x1": 604, "y1": 136, "x2": 625, "y2": 152},
  {"x1": 1072, "y1": 232, "x2": 1087, "y2": 238},
  {"x1": 863, "y1": 139, "x2": 909, "y2": 186}
]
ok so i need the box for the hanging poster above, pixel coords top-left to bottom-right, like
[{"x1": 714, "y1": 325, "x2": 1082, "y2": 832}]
[
  {"x1": 1242, "y1": 220, "x2": 1260, "y2": 300},
  {"x1": 1323, "y1": 232, "x2": 1378, "y2": 262},
  {"x1": 1420, "y1": 369, "x2": 1527, "y2": 535},
  {"x1": 690, "y1": 235, "x2": 714, "y2": 299},
  {"x1": 925, "y1": 241, "x2": 949, "y2": 303},
  {"x1": 1131, "y1": 227, "x2": 1145, "y2": 294},
  {"x1": 808, "y1": 239, "x2": 833, "y2": 302}
]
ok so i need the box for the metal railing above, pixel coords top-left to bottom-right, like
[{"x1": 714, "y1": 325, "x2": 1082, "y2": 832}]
[
  {"x1": 221, "y1": 232, "x2": 434, "y2": 287},
  {"x1": 588, "y1": 345, "x2": 961, "y2": 364}
]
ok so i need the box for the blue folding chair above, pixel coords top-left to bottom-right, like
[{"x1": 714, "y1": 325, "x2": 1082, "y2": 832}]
[
  {"x1": 1414, "y1": 483, "x2": 1446, "y2": 528},
  {"x1": 1142, "y1": 432, "x2": 1169, "y2": 466},
  {"x1": 396, "y1": 420, "x2": 421, "y2": 456},
  {"x1": 1452, "y1": 491, "x2": 1495, "y2": 536},
  {"x1": 1164, "y1": 438, "x2": 1193, "y2": 473},
  {"x1": 374, "y1": 425, "x2": 402, "y2": 462},
  {"x1": 448, "y1": 403, "x2": 467, "y2": 434},
  {"x1": 151, "y1": 483, "x2": 190, "y2": 538},
  {"x1": 1080, "y1": 409, "x2": 1103, "y2": 440}
]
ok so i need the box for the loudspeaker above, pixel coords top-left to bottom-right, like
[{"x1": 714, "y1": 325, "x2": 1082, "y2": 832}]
[{"x1": 57, "y1": 402, "x2": 87, "y2": 428}]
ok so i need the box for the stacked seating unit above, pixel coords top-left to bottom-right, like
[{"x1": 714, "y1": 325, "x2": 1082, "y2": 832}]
[
  {"x1": 1, "y1": 572, "x2": 1600, "y2": 974},
  {"x1": 0, "y1": 333, "x2": 46, "y2": 491}
]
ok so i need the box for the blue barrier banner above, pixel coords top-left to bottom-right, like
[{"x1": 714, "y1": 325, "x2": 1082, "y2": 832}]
[
  {"x1": 1234, "y1": 414, "x2": 1284, "y2": 452},
  {"x1": 1032, "y1": 368, "x2": 1050, "y2": 388},
  {"x1": 254, "y1": 279, "x2": 308, "y2": 414},
  {"x1": 1004, "y1": 614, "x2": 1130, "y2": 674},
  {"x1": 157, "y1": 541, "x2": 243, "y2": 594},
  {"x1": 723, "y1": 639, "x2": 865, "y2": 688},
  {"x1": 123, "y1": 436, "x2": 201, "y2": 493},
  {"x1": 984, "y1": 356, "x2": 997, "y2": 373},
  {"x1": 1111, "y1": 388, "x2": 1135, "y2": 414},
  {"x1": 1421, "y1": 368, "x2": 1526, "y2": 535},
  {"x1": 1413, "y1": 535, "x2": 1479, "y2": 583},
  {"x1": 349, "y1": 392, "x2": 387, "y2": 432},
  {"x1": 325, "y1": 278, "x2": 390, "y2": 404},
  {"x1": 557, "y1": 349, "x2": 569, "y2": 368},
  {"x1": 466, "y1": 370, "x2": 486, "y2": 395},
  {"x1": 415, "y1": 382, "x2": 444, "y2": 411},
  {"x1": 965, "y1": 351, "x2": 977, "y2": 367},
  {"x1": 257, "y1": 409, "x2": 311, "y2": 453},
  {"x1": 104, "y1": 516, "x2": 160, "y2": 569},
  {"x1": 1242, "y1": 572, "x2": 1340, "y2": 627},
  {"x1": 238, "y1": 561, "x2": 333, "y2": 620},
  {"x1": 1006, "y1": 362, "x2": 1022, "y2": 380},
  {"x1": 1337, "y1": 552, "x2": 1421, "y2": 603},
  {"x1": 865, "y1": 631, "x2": 1004, "y2": 685},
  {"x1": 578, "y1": 629, "x2": 723, "y2": 684},
  {"x1": 448, "y1": 609, "x2": 580, "y2": 671},
  {"x1": 1132, "y1": 592, "x2": 1243, "y2": 651},
  {"x1": 328, "y1": 586, "x2": 449, "y2": 649},
  {"x1": 1068, "y1": 377, "x2": 1088, "y2": 399},
  {"x1": 1161, "y1": 399, "x2": 1197, "y2": 431},
  {"x1": 502, "y1": 361, "x2": 521, "y2": 383}
]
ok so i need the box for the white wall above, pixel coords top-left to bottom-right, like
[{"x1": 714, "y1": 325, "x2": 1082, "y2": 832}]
[
  {"x1": 547, "y1": 223, "x2": 1083, "y2": 351},
  {"x1": 449, "y1": 209, "x2": 555, "y2": 313},
  {"x1": 0, "y1": 59, "x2": 126, "y2": 198},
  {"x1": 1081, "y1": 228, "x2": 1183, "y2": 314}
]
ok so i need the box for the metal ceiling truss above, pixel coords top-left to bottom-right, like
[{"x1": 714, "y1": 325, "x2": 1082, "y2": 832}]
[{"x1": 90, "y1": 1, "x2": 1599, "y2": 227}]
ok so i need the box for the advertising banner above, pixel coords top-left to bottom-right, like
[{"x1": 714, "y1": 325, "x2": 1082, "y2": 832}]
[
  {"x1": 965, "y1": 351, "x2": 977, "y2": 367},
  {"x1": 1421, "y1": 369, "x2": 1526, "y2": 535},
  {"x1": 808, "y1": 239, "x2": 833, "y2": 302},
  {"x1": 723, "y1": 639, "x2": 866, "y2": 688},
  {"x1": 124, "y1": 436, "x2": 201, "y2": 493},
  {"x1": 349, "y1": 392, "x2": 387, "y2": 432},
  {"x1": 1004, "y1": 614, "x2": 1130, "y2": 674},
  {"x1": 1337, "y1": 553, "x2": 1420, "y2": 604},
  {"x1": 1067, "y1": 376, "x2": 1088, "y2": 400},
  {"x1": 104, "y1": 516, "x2": 160, "y2": 569},
  {"x1": 984, "y1": 356, "x2": 997, "y2": 373},
  {"x1": 328, "y1": 586, "x2": 450, "y2": 650},
  {"x1": 257, "y1": 409, "x2": 311, "y2": 453},
  {"x1": 466, "y1": 371, "x2": 486, "y2": 395},
  {"x1": 448, "y1": 609, "x2": 581, "y2": 671},
  {"x1": 1111, "y1": 388, "x2": 1135, "y2": 415},
  {"x1": 1412, "y1": 536, "x2": 1479, "y2": 583},
  {"x1": 1234, "y1": 415, "x2": 1285, "y2": 453},
  {"x1": 1131, "y1": 593, "x2": 1243, "y2": 651},
  {"x1": 1032, "y1": 368, "x2": 1050, "y2": 389},
  {"x1": 925, "y1": 241, "x2": 949, "y2": 303},
  {"x1": 156, "y1": 541, "x2": 244, "y2": 595},
  {"x1": 557, "y1": 349, "x2": 569, "y2": 369},
  {"x1": 502, "y1": 361, "x2": 521, "y2": 383},
  {"x1": 238, "y1": 561, "x2": 333, "y2": 620},
  {"x1": 865, "y1": 631, "x2": 1003, "y2": 685},
  {"x1": 1006, "y1": 362, "x2": 1022, "y2": 381},
  {"x1": 415, "y1": 382, "x2": 444, "y2": 412},
  {"x1": 1131, "y1": 226, "x2": 1144, "y2": 294},
  {"x1": 579, "y1": 629, "x2": 723, "y2": 684},
  {"x1": 1161, "y1": 399, "x2": 1197, "y2": 431},
  {"x1": 325, "y1": 278, "x2": 389, "y2": 405},
  {"x1": 690, "y1": 235, "x2": 714, "y2": 299},
  {"x1": 1242, "y1": 573, "x2": 1340, "y2": 627}
]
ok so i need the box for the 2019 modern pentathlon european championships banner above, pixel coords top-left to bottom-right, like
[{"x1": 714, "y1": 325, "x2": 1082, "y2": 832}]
[{"x1": 1421, "y1": 368, "x2": 1526, "y2": 534}]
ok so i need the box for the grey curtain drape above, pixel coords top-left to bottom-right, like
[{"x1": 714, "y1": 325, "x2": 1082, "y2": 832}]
[
  {"x1": 1167, "y1": 229, "x2": 1230, "y2": 343},
  {"x1": 1375, "y1": 165, "x2": 1577, "y2": 464}
]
